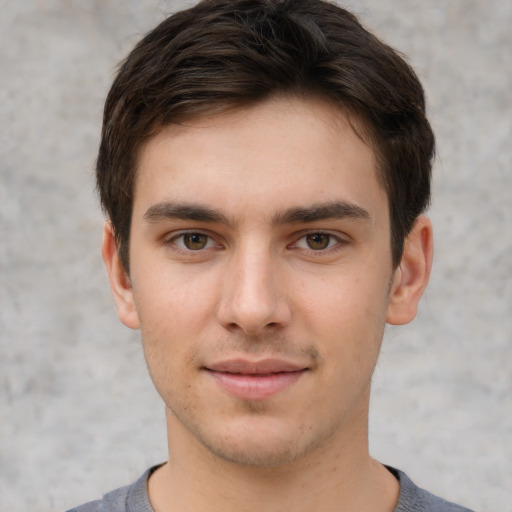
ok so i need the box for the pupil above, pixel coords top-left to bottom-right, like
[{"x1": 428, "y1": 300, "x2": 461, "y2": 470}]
[
  {"x1": 185, "y1": 233, "x2": 206, "y2": 249},
  {"x1": 307, "y1": 233, "x2": 329, "y2": 250}
]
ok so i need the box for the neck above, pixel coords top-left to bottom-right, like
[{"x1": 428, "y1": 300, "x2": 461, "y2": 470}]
[{"x1": 148, "y1": 395, "x2": 399, "y2": 512}]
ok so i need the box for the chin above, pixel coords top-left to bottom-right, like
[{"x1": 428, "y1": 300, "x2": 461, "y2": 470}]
[
  {"x1": 196, "y1": 416, "x2": 333, "y2": 469},
  {"x1": 204, "y1": 438, "x2": 308, "y2": 468}
]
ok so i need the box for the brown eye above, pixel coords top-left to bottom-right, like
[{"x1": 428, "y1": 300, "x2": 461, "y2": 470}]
[
  {"x1": 305, "y1": 233, "x2": 331, "y2": 250},
  {"x1": 183, "y1": 233, "x2": 209, "y2": 250}
]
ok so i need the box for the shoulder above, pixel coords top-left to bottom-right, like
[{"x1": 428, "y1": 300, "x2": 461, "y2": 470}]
[
  {"x1": 65, "y1": 499, "x2": 103, "y2": 512},
  {"x1": 65, "y1": 483, "x2": 132, "y2": 512},
  {"x1": 64, "y1": 467, "x2": 156, "y2": 512},
  {"x1": 391, "y1": 467, "x2": 476, "y2": 512}
]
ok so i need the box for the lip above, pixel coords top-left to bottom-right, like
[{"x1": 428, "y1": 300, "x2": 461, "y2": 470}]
[{"x1": 204, "y1": 358, "x2": 308, "y2": 400}]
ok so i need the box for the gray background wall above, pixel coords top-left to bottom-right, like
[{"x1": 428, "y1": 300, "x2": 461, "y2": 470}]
[{"x1": 1, "y1": 1, "x2": 511, "y2": 511}]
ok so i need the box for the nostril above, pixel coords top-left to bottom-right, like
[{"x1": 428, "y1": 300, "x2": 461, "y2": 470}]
[{"x1": 216, "y1": 272, "x2": 292, "y2": 334}]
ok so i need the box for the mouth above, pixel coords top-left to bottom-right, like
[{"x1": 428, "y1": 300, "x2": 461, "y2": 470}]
[{"x1": 204, "y1": 358, "x2": 309, "y2": 400}]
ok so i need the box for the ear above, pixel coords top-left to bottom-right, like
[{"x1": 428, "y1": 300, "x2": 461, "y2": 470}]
[
  {"x1": 386, "y1": 215, "x2": 433, "y2": 325},
  {"x1": 101, "y1": 222, "x2": 140, "y2": 330}
]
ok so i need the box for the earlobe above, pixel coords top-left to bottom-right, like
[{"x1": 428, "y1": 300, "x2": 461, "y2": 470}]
[
  {"x1": 386, "y1": 216, "x2": 433, "y2": 325},
  {"x1": 101, "y1": 222, "x2": 141, "y2": 330}
]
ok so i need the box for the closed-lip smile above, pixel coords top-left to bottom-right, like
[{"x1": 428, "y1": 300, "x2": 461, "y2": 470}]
[{"x1": 204, "y1": 358, "x2": 309, "y2": 400}]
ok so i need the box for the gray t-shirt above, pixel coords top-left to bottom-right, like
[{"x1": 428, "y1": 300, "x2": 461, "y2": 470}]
[{"x1": 66, "y1": 465, "x2": 475, "y2": 512}]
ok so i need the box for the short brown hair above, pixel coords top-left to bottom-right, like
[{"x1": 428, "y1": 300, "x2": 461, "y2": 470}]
[{"x1": 97, "y1": 0, "x2": 435, "y2": 271}]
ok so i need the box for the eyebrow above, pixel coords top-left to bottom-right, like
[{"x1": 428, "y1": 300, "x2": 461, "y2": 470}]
[
  {"x1": 143, "y1": 202, "x2": 229, "y2": 224},
  {"x1": 272, "y1": 201, "x2": 371, "y2": 225},
  {"x1": 143, "y1": 200, "x2": 370, "y2": 226}
]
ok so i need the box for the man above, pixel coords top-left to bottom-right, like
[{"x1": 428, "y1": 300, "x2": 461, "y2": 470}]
[{"x1": 68, "y1": 0, "x2": 474, "y2": 511}]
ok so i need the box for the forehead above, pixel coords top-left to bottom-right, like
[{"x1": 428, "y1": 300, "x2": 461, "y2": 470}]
[{"x1": 133, "y1": 95, "x2": 386, "y2": 224}]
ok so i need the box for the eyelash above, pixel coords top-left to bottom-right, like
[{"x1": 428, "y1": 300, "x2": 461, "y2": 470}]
[
  {"x1": 292, "y1": 232, "x2": 343, "y2": 252},
  {"x1": 163, "y1": 230, "x2": 347, "y2": 256},
  {"x1": 165, "y1": 231, "x2": 220, "y2": 254}
]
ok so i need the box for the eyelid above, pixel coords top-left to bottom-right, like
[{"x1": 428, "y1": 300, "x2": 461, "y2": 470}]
[
  {"x1": 162, "y1": 228, "x2": 349, "y2": 255},
  {"x1": 289, "y1": 230, "x2": 348, "y2": 252},
  {"x1": 164, "y1": 229, "x2": 222, "y2": 253}
]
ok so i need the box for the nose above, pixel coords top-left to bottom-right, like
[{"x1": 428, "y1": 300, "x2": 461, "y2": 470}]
[{"x1": 216, "y1": 244, "x2": 291, "y2": 335}]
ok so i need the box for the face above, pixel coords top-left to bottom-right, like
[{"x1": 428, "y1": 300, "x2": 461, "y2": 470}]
[{"x1": 105, "y1": 96, "x2": 429, "y2": 468}]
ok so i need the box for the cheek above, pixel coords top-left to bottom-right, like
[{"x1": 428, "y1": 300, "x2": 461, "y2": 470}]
[
  {"x1": 133, "y1": 260, "x2": 220, "y2": 329},
  {"x1": 137, "y1": 286, "x2": 205, "y2": 409},
  {"x1": 301, "y1": 267, "x2": 390, "y2": 323},
  {"x1": 131, "y1": 268, "x2": 219, "y2": 386},
  {"x1": 298, "y1": 269, "x2": 390, "y2": 361}
]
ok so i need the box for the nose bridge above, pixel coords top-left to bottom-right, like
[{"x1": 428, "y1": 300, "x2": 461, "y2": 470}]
[{"x1": 217, "y1": 238, "x2": 289, "y2": 334}]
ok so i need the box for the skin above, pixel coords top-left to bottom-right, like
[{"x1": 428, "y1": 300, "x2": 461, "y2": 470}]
[{"x1": 103, "y1": 95, "x2": 433, "y2": 512}]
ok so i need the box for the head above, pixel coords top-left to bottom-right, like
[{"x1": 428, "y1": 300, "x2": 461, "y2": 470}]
[
  {"x1": 100, "y1": 0, "x2": 435, "y2": 469},
  {"x1": 96, "y1": 0, "x2": 434, "y2": 274}
]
